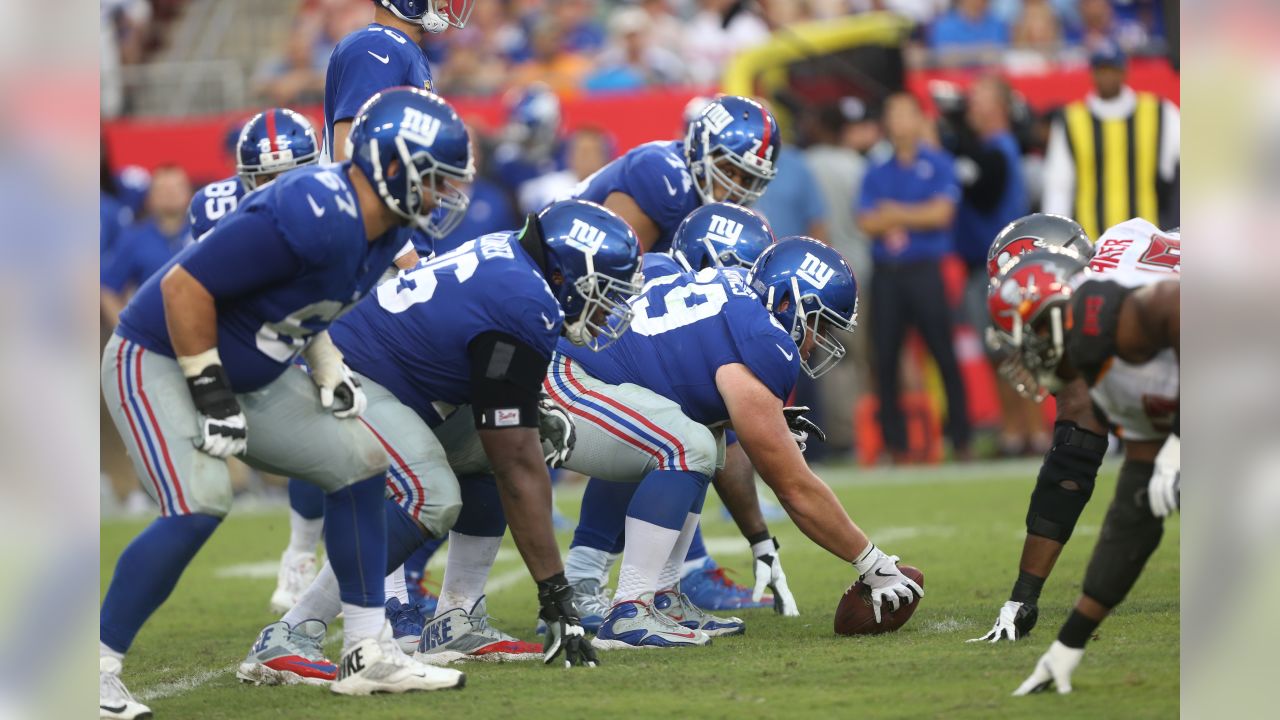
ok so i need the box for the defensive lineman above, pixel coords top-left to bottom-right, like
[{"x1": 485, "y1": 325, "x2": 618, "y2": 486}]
[{"x1": 99, "y1": 88, "x2": 474, "y2": 718}]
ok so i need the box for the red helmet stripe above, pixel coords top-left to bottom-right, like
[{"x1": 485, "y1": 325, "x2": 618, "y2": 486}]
[
  {"x1": 265, "y1": 110, "x2": 279, "y2": 153},
  {"x1": 756, "y1": 105, "x2": 771, "y2": 159}
]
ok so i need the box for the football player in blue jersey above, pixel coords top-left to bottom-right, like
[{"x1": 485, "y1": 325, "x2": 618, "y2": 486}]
[
  {"x1": 99, "y1": 89, "x2": 475, "y2": 717},
  {"x1": 526, "y1": 238, "x2": 920, "y2": 650},
  {"x1": 188, "y1": 108, "x2": 319, "y2": 243},
  {"x1": 237, "y1": 199, "x2": 638, "y2": 681}
]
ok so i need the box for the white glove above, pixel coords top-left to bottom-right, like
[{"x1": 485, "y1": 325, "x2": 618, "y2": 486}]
[
  {"x1": 852, "y1": 543, "x2": 923, "y2": 623},
  {"x1": 750, "y1": 537, "x2": 799, "y2": 616},
  {"x1": 179, "y1": 349, "x2": 248, "y2": 458},
  {"x1": 302, "y1": 331, "x2": 366, "y2": 419},
  {"x1": 1013, "y1": 640, "x2": 1084, "y2": 695},
  {"x1": 538, "y1": 393, "x2": 576, "y2": 468},
  {"x1": 968, "y1": 600, "x2": 1031, "y2": 643},
  {"x1": 1149, "y1": 435, "x2": 1180, "y2": 518}
]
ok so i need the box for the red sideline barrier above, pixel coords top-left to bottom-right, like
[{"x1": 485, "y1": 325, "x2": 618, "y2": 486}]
[{"x1": 103, "y1": 59, "x2": 1178, "y2": 182}]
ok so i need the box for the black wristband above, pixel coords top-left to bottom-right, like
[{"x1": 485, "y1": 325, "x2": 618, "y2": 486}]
[
  {"x1": 536, "y1": 572, "x2": 569, "y2": 592},
  {"x1": 186, "y1": 364, "x2": 240, "y2": 418},
  {"x1": 1057, "y1": 609, "x2": 1100, "y2": 649},
  {"x1": 746, "y1": 531, "x2": 774, "y2": 547},
  {"x1": 1009, "y1": 570, "x2": 1046, "y2": 605}
]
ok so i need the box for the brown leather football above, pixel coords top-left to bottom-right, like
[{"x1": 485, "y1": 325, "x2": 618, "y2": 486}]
[{"x1": 834, "y1": 565, "x2": 925, "y2": 636}]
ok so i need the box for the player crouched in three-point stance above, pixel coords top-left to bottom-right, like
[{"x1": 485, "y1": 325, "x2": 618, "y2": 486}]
[
  {"x1": 237, "y1": 199, "x2": 639, "y2": 681},
  {"x1": 983, "y1": 219, "x2": 1179, "y2": 695},
  {"x1": 99, "y1": 87, "x2": 474, "y2": 719},
  {"x1": 523, "y1": 237, "x2": 920, "y2": 650}
]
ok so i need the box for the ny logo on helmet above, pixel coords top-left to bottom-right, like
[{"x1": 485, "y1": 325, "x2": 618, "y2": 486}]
[
  {"x1": 566, "y1": 218, "x2": 605, "y2": 255},
  {"x1": 707, "y1": 215, "x2": 743, "y2": 246},
  {"x1": 702, "y1": 103, "x2": 733, "y2": 134},
  {"x1": 400, "y1": 107, "x2": 441, "y2": 145},
  {"x1": 797, "y1": 253, "x2": 835, "y2": 289}
]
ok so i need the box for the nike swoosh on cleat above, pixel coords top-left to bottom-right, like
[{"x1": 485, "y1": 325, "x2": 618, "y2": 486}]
[
  {"x1": 660, "y1": 630, "x2": 697, "y2": 639},
  {"x1": 100, "y1": 705, "x2": 127, "y2": 713}
]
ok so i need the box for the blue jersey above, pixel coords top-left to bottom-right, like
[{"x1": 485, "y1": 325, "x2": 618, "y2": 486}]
[
  {"x1": 564, "y1": 266, "x2": 799, "y2": 426},
  {"x1": 117, "y1": 164, "x2": 411, "y2": 392},
  {"x1": 324, "y1": 23, "x2": 433, "y2": 158},
  {"x1": 188, "y1": 175, "x2": 249, "y2": 241},
  {"x1": 100, "y1": 218, "x2": 191, "y2": 293},
  {"x1": 566, "y1": 141, "x2": 699, "y2": 253},
  {"x1": 429, "y1": 178, "x2": 521, "y2": 256},
  {"x1": 331, "y1": 232, "x2": 563, "y2": 425}
]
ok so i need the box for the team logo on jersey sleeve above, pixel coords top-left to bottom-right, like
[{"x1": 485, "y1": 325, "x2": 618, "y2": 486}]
[
  {"x1": 796, "y1": 253, "x2": 835, "y2": 289},
  {"x1": 707, "y1": 215, "x2": 743, "y2": 246},
  {"x1": 566, "y1": 218, "x2": 606, "y2": 255},
  {"x1": 400, "y1": 107, "x2": 441, "y2": 145}
]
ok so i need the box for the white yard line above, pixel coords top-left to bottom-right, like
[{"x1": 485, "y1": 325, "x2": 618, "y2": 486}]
[{"x1": 137, "y1": 664, "x2": 236, "y2": 701}]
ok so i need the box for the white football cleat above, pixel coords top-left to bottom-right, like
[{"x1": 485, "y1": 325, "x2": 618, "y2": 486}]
[
  {"x1": 270, "y1": 549, "x2": 318, "y2": 615},
  {"x1": 330, "y1": 623, "x2": 466, "y2": 696},
  {"x1": 100, "y1": 657, "x2": 151, "y2": 719},
  {"x1": 1013, "y1": 640, "x2": 1085, "y2": 695}
]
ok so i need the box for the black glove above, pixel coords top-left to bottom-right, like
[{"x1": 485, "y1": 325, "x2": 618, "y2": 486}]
[
  {"x1": 186, "y1": 364, "x2": 247, "y2": 458},
  {"x1": 782, "y1": 406, "x2": 826, "y2": 452},
  {"x1": 537, "y1": 574, "x2": 599, "y2": 668}
]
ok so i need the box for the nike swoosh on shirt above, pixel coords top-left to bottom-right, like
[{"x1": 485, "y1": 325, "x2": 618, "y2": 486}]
[
  {"x1": 541, "y1": 313, "x2": 555, "y2": 330},
  {"x1": 368, "y1": 51, "x2": 390, "y2": 64},
  {"x1": 775, "y1": 344, "x2": 794, "y2": 361},
  {"x1": 662, "y1": 175, "x2": 678, "y2": 196},
  {"x1": 306, "y1": 194, "x2": 326, "y2": 217}
]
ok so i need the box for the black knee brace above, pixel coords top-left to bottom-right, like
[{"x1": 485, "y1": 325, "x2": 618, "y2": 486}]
[
  {"x1": 1082, "y1": 460, "x2": 1165, "y2": 609},
  {"x1": 1025, "y1": 422, "x2": 1108, "y2": 543}
]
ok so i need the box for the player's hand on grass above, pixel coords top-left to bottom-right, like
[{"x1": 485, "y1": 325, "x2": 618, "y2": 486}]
[
  {"x1": 782, "y1": 406, "x2": 825, "y2": 453},
  {"x1": 1149, "y1": 435, "x2": 1179, "y2": 518},
  {"x1": 537, "y1": 576, "x2": 599, "y2": 668},
  {"x1": 750, "y1": 537, "x2": 799, "y2": 616},
  {"x1": 538, "y1": 394, "x2": 576, "y2": 468},
  {"x1": 1013, "y1": 640, "x2": 1084, "y2": 695},
  {"x1": 852, "y1": 544, "x2": 923, "y2": 623},
  {"x1": 968, "y1": 600, "x2": 1037, "y2": 643},
  {"x1": 182, "y1": 356, "x2": 248, "y2": 458}
]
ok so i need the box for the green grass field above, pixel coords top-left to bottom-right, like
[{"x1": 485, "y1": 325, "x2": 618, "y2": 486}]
[{"x1": 101, "y1": 459, "x2": 1179, "y2": 719}]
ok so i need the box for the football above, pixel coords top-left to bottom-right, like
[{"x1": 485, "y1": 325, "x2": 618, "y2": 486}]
[{"x1": 834, "y1": 565, "x2": 925, "y2": 636}]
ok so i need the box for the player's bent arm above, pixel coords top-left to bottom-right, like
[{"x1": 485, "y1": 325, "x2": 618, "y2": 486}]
[
  {"x1": 717, "y1": 363, "x2": 870, "y2": 562},
  {"x1": 331, "y1": 120, "x2": 353, "y2": 162},
  {"x1": 1117, "y1": 279, "x2": 1180, "y2": 364},
  {"x1": 160, "y1": 266, "x2": 219, "y2": 356},
  {"x1": 478, "y1": 427, "x2": 564, "y2": 581},
  {"x1": 893, "y1": 196, "x2": 956, "y2": 231},
  {"x1": 1053, "y1": 379, "x2": 1106, "y2": 435},
  {"x1": 602, "y1": 191, "x2": 660, "y2": 253},
  {"x1": 856, "y1": 206, "x2": 897, "y2": 238}
]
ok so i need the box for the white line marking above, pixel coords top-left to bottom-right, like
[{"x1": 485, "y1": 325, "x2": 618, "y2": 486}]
[
  {"x1": 214, "y1": 561, "x2": 279, "y2": 579},
  {"x1": 137, "y1": 664, "x2": 235, "y2": 701}
]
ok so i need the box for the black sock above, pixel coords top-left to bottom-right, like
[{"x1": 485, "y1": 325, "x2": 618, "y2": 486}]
[
  {"x1": 1010, "y1": 570, "x2": 1046, "y2": 604},
  {"x1": 1057, "y1": 609, "x2": 1100, "y2": 649}
]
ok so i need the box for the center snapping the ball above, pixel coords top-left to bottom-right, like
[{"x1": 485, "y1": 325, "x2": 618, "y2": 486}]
[{"x1": 834, "y1": 565, "x2": 924, "y2": 636}]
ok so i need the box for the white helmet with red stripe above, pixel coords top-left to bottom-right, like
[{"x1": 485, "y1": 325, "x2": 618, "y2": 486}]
[{"x1": 684, "y1": 95, "x2": 780, "y2": 206}]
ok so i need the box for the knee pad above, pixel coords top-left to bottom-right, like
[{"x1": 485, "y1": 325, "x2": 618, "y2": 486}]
[
  {"x1": 1025, "y1": 422, "x2": 1107, "y2": 543},
  {"x1": 1082, "y1": 460, "x2": 1164, "y2": 608}
]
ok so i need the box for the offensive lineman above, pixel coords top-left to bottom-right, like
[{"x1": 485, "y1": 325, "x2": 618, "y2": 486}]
[{"x1": 99, "y1": 89, "x2": 475, "y2": 719}]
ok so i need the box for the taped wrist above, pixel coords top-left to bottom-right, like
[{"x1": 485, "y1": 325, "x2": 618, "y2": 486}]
[
  {"x1": 1026, "y1": 421, "x2": 1106, "y2": 543},
  {"x1": 1009, "y1": 570, "x2": 1046, "y2": 605},
  {"x1": 468, "y1": 331, "x2": 547, "y2": 430},
  {"x1": 749, "y1": 534, "x2": 777, "y2": 559},
  {"x1": 178, "y1": 349, "x2": 239, "y2": 418}
]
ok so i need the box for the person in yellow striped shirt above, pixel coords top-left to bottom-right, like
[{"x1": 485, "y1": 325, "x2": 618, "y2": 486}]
[{"x1": 1042, "y1": 43, "x2": 1180, "y2": 239}]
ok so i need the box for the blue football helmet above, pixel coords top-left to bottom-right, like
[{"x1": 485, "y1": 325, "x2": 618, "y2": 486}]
[
  {"x1": 685, "y1": 95, "x2": 780, "y2": 206},
  {"x1": 347, "y1": 87, "x2": 475, "y2": 238},
  {"x1": 504, "y1": 83, "x2": 561, "y2": 151},
  {"x1": 378, "y1": 0, "x2": 473, "y2": 34},
  {"x1": 671, "y1": 202, "x2": 775, "y2": 272},
  {"x1": 535, "y1": 199, "x2": 642, "y2": 351},
  {"x1": 747, "y1": 237, "x2": 859, "y2": 379},
  {"x1": 235, "y1": 108, "x2": 319, "y2": 191}
]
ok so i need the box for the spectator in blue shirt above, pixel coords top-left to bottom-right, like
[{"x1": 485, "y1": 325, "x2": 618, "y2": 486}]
[
  {"x1": 753, "y1": 142, "x2": 828, "y2": 241},
  {"x1": 857, "y1": 92, "x2": 972, "y2": 461},
  {"x1": 931, "y1": 0, "x2": 1010, "y2": 52},
  {"x1": 100, "y1": 165, "x2": 192, "y2": 325}
]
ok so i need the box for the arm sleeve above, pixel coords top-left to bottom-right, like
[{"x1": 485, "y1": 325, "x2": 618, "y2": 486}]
[
  {"x1": 467, "y1": 331, "x2": 551, "y2": 430},
  {"x1": 181, "y1": 208, "x2": 303, "y2": 300},
  {"x1": 1041, "y1": 116, "x2": 1075, "y2": 217}
]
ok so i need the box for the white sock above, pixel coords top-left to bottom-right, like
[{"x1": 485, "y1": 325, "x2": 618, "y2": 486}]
[
  {"x1": 436, "y1": 531, "x2": 502, "y2": 616},
  {"x1": 282, "y1": 560, "x2": 342, "y2": 627},
  {"x1": 99, "y1": 641, "x2": 124, "y2": 663},
  {"x1": 287, "y1": 510, "x2": 323, "y2": 555},
  {"x1": 681, "y1": 557, "x2": 708, "y2": 579},
  {"x1": 564, "y1": 545, "x2": 611, "y2": 585},
  {"x1": 614, "y1": 517, "x2": 681, "y2": 603},
  {"x1": 385, "y1": 565, "x2": 408, "y2": 604},
  {"x1": 341, "y1": 605, "x2": 385, "y2": 652},
  {"x1": 656, "y1": 513, "x2": 700, "y2": 591},
  {"x1": 604, "y1": 552, "x2": 621, "y2": 586}
]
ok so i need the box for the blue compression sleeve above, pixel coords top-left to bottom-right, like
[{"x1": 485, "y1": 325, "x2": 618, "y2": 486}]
[
  {"x1": 572, "y1": 477, "x2": 638, "y2": 553},
  {"x1": 324, "y1": 476, "x2": 387, "y2": 607},
  {"x1": 288, "y1": 478, "x2": 325, "y2": 520}
]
